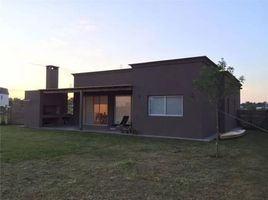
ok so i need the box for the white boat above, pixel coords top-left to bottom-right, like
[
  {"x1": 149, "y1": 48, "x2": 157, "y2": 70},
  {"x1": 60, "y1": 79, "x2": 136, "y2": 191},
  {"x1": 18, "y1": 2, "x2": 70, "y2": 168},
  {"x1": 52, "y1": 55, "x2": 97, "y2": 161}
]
[{"x1": 220, "y1": 128, "x2": 246, "y2": 140}]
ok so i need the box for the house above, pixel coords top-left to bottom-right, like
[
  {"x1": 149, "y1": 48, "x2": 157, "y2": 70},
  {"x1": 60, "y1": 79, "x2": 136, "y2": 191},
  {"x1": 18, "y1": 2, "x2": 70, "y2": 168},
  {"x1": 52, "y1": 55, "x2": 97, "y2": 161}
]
[
  {"x1": 0, "y1": 87, "x2": 9, "y2": 108},
  {"x1": 24, "y1": 56, "x2": 241, "y2": 141},
  {"x1": 0, "y1": 87, "x2": 9, "y2": 125}
]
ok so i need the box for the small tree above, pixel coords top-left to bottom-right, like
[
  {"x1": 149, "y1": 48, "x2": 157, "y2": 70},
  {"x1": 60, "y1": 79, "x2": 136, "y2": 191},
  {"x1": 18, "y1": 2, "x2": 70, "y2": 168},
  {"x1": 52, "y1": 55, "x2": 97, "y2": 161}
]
[{"x1": 193, "y1": 58, "x2": 244, "y2": 158}]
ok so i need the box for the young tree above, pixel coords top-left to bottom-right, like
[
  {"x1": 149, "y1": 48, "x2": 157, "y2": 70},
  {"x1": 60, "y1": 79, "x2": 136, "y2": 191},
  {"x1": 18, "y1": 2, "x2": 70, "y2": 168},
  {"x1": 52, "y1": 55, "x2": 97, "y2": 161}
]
[{"x1": 193, "y1": 58, "x2": 244, "y2": 158}]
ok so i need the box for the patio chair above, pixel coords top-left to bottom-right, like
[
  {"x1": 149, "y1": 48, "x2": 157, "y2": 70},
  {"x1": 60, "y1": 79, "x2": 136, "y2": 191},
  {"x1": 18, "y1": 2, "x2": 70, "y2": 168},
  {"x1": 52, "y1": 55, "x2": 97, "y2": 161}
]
[
  {"x1": 119, "y1": 116, "x2": 129, "y2": 126},
  {"x1": 110, "y1": 116, "x2": 130, "y2": 133}
]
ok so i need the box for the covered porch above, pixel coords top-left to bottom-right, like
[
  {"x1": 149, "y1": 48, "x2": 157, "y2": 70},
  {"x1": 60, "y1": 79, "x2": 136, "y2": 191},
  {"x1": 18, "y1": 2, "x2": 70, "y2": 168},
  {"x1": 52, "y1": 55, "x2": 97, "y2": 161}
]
[{"x1": 39, "y1": 85, "x2": 132, "y2": 131}]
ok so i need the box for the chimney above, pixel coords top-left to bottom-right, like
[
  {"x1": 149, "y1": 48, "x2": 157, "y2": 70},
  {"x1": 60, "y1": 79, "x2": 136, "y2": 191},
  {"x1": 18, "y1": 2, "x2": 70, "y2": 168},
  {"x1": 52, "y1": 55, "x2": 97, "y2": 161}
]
[{"x1": 46, "y1": 65, "x2": 59, "y2": 89}]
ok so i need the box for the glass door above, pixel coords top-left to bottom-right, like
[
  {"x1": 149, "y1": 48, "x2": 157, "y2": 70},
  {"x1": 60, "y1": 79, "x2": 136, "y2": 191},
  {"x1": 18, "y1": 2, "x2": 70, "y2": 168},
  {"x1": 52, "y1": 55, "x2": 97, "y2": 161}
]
[
  {"x1": 84, "y1": 95, "x2": 108, "y2": 125},
  {"x1": 114, "y1": 96, "x2": 131, "y2": 124},
  {"x1": 93, "y1": 96, "x2": 108, "y2": 125}
]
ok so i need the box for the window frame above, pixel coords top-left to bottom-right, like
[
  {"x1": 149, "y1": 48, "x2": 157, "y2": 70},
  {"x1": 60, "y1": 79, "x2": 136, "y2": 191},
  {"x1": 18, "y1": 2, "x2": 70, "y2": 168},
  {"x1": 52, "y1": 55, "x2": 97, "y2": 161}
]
[{"x1": 148, "y1": 95, "x2": 183, "y2": 117}]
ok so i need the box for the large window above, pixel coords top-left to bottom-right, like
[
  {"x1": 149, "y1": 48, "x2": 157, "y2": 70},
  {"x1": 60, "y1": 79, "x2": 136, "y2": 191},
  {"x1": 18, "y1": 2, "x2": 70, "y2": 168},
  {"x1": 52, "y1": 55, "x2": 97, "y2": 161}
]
[{"x1": 148, "y1": 96, "x2": 183, "y2": 117}]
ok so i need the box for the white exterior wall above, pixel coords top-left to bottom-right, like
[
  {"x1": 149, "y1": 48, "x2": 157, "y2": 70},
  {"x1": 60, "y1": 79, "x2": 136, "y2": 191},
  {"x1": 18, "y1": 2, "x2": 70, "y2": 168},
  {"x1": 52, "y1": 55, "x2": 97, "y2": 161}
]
[{"x1": 0, "y1": 94, "x2": 9, "y2": 107}]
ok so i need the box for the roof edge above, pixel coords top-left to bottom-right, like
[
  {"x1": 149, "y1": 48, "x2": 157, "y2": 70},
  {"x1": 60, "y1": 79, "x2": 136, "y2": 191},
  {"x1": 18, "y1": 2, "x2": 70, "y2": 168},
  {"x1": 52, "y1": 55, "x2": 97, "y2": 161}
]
[
  {"x1": 39, "y1": 84, "x2": 133, "y2": 92},
  {"x1": 129, "y1": 56, "x2": 211, "y2": 68},
  {"x1": 72, "y1": 68, "x2": 132, "y2": 76},
  {"x1": 0, "y1": 87, "x2": 9, "y2": 95}
]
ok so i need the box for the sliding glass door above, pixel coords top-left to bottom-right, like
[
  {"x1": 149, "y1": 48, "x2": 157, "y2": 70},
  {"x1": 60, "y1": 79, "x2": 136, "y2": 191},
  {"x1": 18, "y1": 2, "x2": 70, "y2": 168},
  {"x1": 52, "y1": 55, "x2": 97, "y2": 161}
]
[
  {"x1": 114, "y1": 96, "x2": 131, "y2": 124},
  {"x1": 93, "y1": 96, "x2": 108, "y2": 125},
  {"x1": 84, "y1": 95, "x2": 108, "y2": 125},
  {"x1": 84, "y1": 95, "x2": 131, "y2": 126}
]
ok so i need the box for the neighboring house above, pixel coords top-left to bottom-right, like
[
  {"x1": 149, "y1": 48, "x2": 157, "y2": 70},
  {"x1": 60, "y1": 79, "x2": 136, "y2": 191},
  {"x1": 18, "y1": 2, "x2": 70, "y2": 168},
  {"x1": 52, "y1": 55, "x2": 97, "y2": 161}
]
[
  {"x1": 24, "y1": 56, "x2": 241, "y2": 140},
  {"x1": 0, "y1": 87, "x2": 9, "y2": 124},
  {"x1": 0, "y1": 87, "x2": 9, "y2": 108}
]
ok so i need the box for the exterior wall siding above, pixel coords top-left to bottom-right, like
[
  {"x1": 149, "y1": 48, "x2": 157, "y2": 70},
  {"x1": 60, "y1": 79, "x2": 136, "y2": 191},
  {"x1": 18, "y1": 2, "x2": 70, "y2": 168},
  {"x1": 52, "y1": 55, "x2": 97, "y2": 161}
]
[
  {"x1": 223, "y1": 91, "x2": 240, "y2": 132},
  {"x1": 219, "y1": 76, "x2": 241, "y2": 133},
  {"x1": 131, "y1": 62, "x2": 217, "y2": 139}
]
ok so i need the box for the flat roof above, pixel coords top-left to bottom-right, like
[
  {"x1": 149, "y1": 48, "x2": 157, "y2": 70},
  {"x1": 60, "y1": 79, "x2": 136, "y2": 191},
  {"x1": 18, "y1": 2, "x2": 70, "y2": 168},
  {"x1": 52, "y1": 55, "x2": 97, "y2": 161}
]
[
  {"x1": 129, "y1": 56, "x2": 215, "y2": 68},
  {"x1": 72, "y1": 56, "x2": 215, "y2": 75},
  {"x1": 70, "y1": 56, "x2": 239, "y2": 84},
  {"x1": 72, "y1": 68, "x2": 132, "y2": 76},
  {"x1": 39, "y1": 84, "x2": 132, "y2": 94}
]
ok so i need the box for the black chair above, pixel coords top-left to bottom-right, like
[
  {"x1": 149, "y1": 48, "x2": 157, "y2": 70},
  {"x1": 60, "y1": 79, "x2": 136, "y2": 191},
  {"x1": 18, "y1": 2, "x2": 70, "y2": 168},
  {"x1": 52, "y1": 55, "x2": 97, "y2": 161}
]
[
  {"x1": 119, "y1": 116, "x2": 131, "y2": 133},
  {"x1": 110, "y1": 116, "x2": 130, "y2": 133},
  {"x1": 119, "y1": 116, "x2": 129, "y2": 126}
]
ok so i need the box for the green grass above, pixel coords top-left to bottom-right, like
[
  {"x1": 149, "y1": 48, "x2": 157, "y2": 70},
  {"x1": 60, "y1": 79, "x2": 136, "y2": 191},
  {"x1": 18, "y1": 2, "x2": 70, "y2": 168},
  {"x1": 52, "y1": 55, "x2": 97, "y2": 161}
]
[{"x1": 1, "y1": 126, "x2": 268, "y2": 200}]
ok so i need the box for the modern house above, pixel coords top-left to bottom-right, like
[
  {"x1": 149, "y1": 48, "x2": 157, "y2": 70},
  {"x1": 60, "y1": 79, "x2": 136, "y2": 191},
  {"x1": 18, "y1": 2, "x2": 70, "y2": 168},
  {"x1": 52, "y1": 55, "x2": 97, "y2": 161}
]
[
  {"x1": 0, "y1": 87, "x2": 9, "y2": 108},
  {"x1": 24, "y1": 56, "x2": 241, "y2": 140}
]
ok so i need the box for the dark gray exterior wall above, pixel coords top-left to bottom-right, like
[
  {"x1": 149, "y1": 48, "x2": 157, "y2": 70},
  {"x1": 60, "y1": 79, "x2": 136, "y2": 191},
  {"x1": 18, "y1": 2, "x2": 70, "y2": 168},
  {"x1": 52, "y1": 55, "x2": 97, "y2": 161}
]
[
  {"x1": 73, "y1": 59, "x2": 219, "y2": 139},
  {"x1": 224, "y1": 93, "x2": 240, "y2": 132},
  {"x1": 218, "y1": 74, "x2": 241, "y2": 133},
  {"x1": 130, "y1": 61, "x2": 217, "y2": 139},
  {"x1": 221, "y1": 87, "x2": 240, "y2": 132},
  {"x1": 24, "y1": 91, "x2": 41, "y2": 128},
  {"x1": 74, "y1": 69, "x2": 132, "y2": 87}
]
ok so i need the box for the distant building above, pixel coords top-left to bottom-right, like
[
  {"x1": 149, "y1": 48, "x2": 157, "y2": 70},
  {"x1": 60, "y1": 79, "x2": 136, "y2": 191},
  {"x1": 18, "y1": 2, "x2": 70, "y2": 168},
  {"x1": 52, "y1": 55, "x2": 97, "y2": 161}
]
[
  {"x1": 0, "y1": 87, "x2": 9, "y2": 124},
  {"x1": 265, "y1": 102, "x2": 268, "y2": 110},
  {"x1": 256, "y1": 106, "x2": 263, "y2": 110},
  {"x1": 0, "y1": 87, "x2": 9, "y2": 108}
]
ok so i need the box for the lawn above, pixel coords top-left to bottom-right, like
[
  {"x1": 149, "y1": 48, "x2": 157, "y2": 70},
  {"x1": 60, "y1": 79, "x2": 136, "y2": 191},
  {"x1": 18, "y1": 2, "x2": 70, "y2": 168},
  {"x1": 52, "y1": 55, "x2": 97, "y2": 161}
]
[{"x1": 0, "y1": 126, "x2": 268, "y2": 200}]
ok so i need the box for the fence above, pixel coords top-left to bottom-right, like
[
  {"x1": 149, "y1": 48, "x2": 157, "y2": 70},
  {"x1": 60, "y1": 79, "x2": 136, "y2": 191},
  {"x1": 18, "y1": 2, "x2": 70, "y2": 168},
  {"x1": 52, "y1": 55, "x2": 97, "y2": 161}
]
[
  {"x1": 238, "y1": 110, "x2": 268, "y2": 130},
  {"x1": 9, "y1": 99, "x2": 25, "y2": 125}
]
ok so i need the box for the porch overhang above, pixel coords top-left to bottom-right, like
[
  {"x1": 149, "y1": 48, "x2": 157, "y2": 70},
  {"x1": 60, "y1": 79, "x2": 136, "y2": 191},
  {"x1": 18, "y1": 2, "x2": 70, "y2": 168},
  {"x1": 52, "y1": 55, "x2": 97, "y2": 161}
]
[
  {"x1": 39, "y1": 84, "x2": 133, "y2": 94},
  {"x1": 39, "y1": 84, "x2": 132, "y2": 131}
]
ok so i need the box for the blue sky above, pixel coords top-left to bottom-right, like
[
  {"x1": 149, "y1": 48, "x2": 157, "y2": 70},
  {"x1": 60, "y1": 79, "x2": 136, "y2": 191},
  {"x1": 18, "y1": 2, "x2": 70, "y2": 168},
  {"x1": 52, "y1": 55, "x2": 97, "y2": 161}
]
[{"x1": 0, "y1": 0, "x2": 267, "y2": 102}]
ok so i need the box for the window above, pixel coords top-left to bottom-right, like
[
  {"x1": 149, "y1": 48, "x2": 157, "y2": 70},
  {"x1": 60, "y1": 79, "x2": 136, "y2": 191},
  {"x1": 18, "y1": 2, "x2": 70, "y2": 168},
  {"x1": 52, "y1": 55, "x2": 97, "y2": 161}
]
[{"x1": 148, "y1": 96, "x2": 183, "y2": 116}]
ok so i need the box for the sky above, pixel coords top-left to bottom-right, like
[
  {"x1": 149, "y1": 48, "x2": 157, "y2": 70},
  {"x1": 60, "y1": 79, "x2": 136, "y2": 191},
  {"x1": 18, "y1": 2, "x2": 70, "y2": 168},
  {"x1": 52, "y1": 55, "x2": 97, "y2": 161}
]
[{"x1": 0, "y1": 0, "x2": 267, "y2": 102}]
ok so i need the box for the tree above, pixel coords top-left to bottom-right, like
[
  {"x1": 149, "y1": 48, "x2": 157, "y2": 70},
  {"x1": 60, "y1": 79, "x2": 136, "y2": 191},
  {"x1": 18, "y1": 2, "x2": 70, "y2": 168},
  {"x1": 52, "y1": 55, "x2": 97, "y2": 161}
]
[{"x1": 193, "y1": 58, "x2": 244, "y2": 158}]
